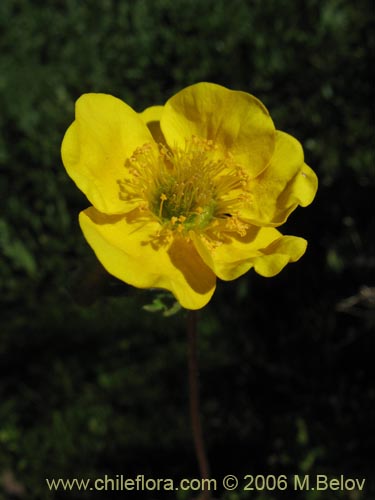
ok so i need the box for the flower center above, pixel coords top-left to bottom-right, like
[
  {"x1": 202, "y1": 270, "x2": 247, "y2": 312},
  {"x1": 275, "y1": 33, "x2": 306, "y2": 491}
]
[{"x1": 119, "y1": 137, "x2": 250, "y2": 236}]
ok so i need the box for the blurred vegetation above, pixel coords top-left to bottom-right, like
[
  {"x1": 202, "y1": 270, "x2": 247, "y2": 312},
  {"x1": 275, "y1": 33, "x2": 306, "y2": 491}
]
[{"x1": 0, "y1": 0, "x2": 374, "y2": 499}]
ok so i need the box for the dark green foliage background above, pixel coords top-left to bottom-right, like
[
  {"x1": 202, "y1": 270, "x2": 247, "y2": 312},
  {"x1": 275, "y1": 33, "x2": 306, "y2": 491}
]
[{"x1": 0, "y1": 0, "x2": 374, "y2": 499}]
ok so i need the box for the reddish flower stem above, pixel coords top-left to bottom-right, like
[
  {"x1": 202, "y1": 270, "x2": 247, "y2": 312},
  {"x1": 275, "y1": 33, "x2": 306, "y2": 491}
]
[{"x1": 187, "y1": 310, "x2": 212, "y2": 500}]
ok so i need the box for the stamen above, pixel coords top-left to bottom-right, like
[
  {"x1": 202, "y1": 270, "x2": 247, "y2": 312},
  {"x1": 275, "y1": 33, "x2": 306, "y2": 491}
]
[{"x1": 159, "y1": 193, "x2": 167, "y2": 218}]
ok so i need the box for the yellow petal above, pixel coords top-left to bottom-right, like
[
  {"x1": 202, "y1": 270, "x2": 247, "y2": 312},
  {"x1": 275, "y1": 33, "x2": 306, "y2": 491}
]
[
  {"x1": 191, "y1": 226, "x2": 307, "y2": 281},
  {"x1": 140, "y1": 105, "x2": 164, "y2": 124},
  {"x1": 79, "y1": 207, "x2": 216, "y2": 310},
  {"x1": 161, "y1": 82, "x2": 275, "y2": 178},
  {"x1": 252, "y1": 235, "x2": 307, "y2": 277},
  {"x1": 139, "y1": 105, "x2": 167, "y2": 145},
  {"x1": 241, "y1": 131, "x2": 318, "y2": 225},
  {"x1": 61, "y1": 93, "x2": 154, "y2": 214},
  {"x1": 288, "y1": 163, "x2": 318, "y2": 208}
]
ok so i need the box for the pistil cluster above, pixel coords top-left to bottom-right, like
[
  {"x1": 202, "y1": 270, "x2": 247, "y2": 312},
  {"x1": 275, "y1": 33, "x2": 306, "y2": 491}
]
[{"x1": 118, "y1": 137, "x2": 251, "y2": 238}]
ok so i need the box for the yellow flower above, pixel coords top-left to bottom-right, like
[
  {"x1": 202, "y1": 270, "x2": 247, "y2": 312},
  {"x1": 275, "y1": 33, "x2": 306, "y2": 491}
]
[{"x1": 61, "y1": 83, "x2": 317, "y2": 310}]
